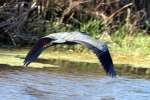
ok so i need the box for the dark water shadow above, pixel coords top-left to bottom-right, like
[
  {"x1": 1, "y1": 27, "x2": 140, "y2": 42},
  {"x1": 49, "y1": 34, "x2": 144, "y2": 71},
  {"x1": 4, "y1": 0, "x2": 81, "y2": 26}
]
[
  {"x1": 0, "y1": 51, "x2": 149, "y2": 78},
  {"x1": 16, "y1": 56, "x2": 102, "y2": 73},
  {"x1": 14, "y1": 56, "x2": 150, "y2": 78},
  {"x1": 0, "y1": 64, "x2": 22, "y2": 70}
]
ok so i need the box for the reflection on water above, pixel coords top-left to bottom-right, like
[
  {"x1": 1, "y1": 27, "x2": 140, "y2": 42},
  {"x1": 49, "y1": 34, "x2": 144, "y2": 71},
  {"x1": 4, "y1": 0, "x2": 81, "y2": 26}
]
[{"x1": 0, "y1": 61, "x2": 150, "y2": 100}]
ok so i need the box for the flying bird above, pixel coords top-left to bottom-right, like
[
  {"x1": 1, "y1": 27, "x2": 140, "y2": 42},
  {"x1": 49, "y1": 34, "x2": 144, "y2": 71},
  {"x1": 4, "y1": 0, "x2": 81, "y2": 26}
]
[{"x1": 24, "y1": 32, "x2": 116, "y2": 77}]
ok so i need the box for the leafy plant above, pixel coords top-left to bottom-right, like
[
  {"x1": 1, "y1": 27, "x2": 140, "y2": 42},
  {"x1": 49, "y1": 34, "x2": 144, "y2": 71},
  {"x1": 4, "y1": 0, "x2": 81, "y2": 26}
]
[{"x1": 79, "y1": 19, "x2": 103, "y2": 37}]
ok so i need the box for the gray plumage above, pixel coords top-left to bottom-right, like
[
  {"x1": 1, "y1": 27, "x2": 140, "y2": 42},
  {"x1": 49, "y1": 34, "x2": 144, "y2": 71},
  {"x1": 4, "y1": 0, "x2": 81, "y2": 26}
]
[{"x1": 24, "y1": 32, "x2": 116, "y2": 77}]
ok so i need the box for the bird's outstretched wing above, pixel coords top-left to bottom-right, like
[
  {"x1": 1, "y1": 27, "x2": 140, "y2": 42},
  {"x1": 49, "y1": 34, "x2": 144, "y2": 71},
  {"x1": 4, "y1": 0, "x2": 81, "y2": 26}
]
[
  {"x1": 66, "y1": 33, "x2": 116, "y2": 77},
  {"x1": 24, "y1": 37, "x2": 53, "y2": 66},
  {"x1": 24, "y1": 32, "x2": 116, "y2": 77},
  {"x1": 76, "y1": 41, "x2": 116, "y2": 77}
]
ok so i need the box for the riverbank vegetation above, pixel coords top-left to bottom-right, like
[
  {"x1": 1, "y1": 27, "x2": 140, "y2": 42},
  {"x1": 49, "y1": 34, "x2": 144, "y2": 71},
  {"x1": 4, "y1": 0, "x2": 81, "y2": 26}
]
[{"x1": 0, "y1": 0, "x2": 150, "y2": 69}]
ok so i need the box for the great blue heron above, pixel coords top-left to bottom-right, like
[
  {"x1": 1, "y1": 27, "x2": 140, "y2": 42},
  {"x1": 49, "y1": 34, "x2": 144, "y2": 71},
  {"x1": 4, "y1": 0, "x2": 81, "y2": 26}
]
[{"x1": 24, "y1": 32, "x2": 116, "y2": 77}]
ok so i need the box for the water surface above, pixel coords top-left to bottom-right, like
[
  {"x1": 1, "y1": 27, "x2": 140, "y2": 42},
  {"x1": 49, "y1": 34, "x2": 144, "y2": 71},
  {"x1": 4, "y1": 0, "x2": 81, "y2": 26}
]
[{"x1": 0, "y1": 62, "x2": 150, "y2": 100}]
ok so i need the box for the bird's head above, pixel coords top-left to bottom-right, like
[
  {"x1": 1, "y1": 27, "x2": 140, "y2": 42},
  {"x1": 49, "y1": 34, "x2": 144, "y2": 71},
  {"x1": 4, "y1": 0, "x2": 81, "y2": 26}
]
[{"x1": 23, "y1": 38, "x2": 52, "y2": 67}]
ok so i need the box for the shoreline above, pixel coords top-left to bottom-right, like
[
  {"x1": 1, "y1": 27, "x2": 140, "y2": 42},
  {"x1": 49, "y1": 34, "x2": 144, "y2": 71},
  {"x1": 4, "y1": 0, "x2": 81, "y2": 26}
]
[{"x1": 0, "y1": 48, "x2": 150, "y2": 75}]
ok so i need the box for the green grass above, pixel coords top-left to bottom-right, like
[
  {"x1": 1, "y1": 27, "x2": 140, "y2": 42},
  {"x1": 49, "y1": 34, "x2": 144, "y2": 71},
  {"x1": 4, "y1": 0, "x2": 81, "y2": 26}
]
[
  {"x1": 108, "y1": 35, "x2": 150, "y2": 68},
  {"x1": 79, "y1": 19, "x2": 103, "y2": 37},
  {"x1": 0, "y1": 34, "x2": 150, "y2": 69},
  {"x1": 0, "y1": 48, "x2": 98, "y2": 68},
  {"x1": 0, "y1": 19, "x2": 150, "y2": 69}
]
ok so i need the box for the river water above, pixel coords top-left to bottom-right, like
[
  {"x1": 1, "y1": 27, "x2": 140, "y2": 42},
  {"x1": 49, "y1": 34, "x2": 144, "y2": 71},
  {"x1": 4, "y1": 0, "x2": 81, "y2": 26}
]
[{"x1": 0, "y1": 60, "x2": 150, "y2": 100}]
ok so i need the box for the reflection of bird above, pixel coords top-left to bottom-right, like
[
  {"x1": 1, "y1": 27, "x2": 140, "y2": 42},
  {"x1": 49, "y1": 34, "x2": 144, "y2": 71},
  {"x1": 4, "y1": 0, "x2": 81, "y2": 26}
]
[{"x1": 24, "y1": 32, "x2": 116, "y2": 77}]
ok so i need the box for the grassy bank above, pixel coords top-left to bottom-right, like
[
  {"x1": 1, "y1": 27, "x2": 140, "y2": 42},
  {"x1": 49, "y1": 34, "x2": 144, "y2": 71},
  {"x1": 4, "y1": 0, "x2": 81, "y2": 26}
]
[
  {"x1": 109, "y1": 35, "x2": 150, "y2": 68},
  {"x1": 0, "y1": 34, "x2": 150, "y2": 69}
]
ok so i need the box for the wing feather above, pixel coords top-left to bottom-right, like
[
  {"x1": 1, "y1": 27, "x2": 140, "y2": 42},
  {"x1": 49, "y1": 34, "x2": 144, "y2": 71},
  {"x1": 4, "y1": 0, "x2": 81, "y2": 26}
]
[
  {"x1": 24, "y1": 37, "x2": 53, "y2": 65},
  {"x1": 77, "y1": 40, "x2": 116, "y2": 76},
  {"x1": 66, "y1": 32, "x2": 116, "y2": 76},
  {"x1": 24, "y1": 32, "x2": 116, "y2": 77}
]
